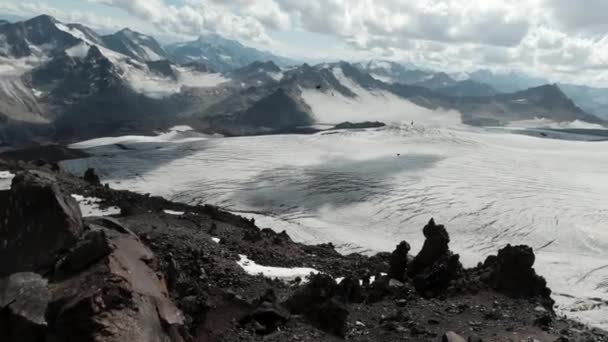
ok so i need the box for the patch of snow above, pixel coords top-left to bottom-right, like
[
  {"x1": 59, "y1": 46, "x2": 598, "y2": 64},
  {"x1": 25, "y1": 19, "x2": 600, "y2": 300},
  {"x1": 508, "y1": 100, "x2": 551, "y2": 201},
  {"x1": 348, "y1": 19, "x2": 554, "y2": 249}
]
[
  {"x1": 169, "y1": 125, "x2": 194, "y2": 132},
  {"x1": 370, "y1": 73, "x2": 394, "y2": 84},
  {"x1": 268, "y1": 72, "x2": 283, "y2": 81},
  {"x1": 211, "y1": 237, "x2": 221, "y2": 243},
  {"x1": 237, "y1": 254, "x2": 319, "y2": 282},
  {"x1": 369, "y1": 60, "x2": 392, "y2": 70},
  {"x1": 65, "y1": 42, "x2": 90, "y2": 58},
  {"x1": 506, "y1": 118, "x2": 606, "y2": 130},
  {"x1": 124, "y1": 65, "x2": 228, "y2": 98},
  {"x1": 219, "y1": 54, "x2": 232, "y2": 61},
  {"x1": 71, "y1": 194, "x2": 121, "y2": 217},
  {"x1": 31, "y1": 88, "x2": 43, "y2": 97},
  {"x1": 54, "y1": 23, "x2": 97, "y2": 46},
  {"x1": 164, "y1": 210, "x2": 185, "y2": 215},
  {"x1": 0, "y1": 171, "x2": 15, "y2": 190},
  {"x1": 69, "y1": 128, "x2": 211, "y2": 150},
  {"x1": 139, "y1": 46, "x2": 163, "y2": 61}
]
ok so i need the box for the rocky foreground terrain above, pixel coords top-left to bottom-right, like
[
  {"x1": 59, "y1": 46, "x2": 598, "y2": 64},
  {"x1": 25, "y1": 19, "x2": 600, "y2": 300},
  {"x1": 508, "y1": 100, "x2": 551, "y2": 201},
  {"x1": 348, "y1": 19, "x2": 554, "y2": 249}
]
[{"x1": 1, "y1": 159, "x2": 607, "y2": 342}]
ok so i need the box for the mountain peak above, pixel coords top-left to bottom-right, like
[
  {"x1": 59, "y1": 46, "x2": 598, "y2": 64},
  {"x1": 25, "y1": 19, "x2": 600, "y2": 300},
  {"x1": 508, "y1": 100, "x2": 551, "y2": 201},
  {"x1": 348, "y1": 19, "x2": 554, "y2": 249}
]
[
  {"x1": 519, "y1": 84, "x2": 568, "y2": 100},
  {"x1": 26, "y1": 14, "x2": 57, "y2": 25}
]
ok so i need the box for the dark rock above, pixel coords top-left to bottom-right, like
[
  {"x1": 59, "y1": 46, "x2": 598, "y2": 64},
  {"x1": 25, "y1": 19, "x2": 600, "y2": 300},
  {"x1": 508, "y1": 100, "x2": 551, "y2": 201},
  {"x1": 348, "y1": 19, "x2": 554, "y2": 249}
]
[
  {"x1": 443, "y1": 331, "x2": 467, "y2": 342},
  {"x1": 284, "y1": 274, "x2": 348, "y2": 336},
  {"x1": 413, "y1": 253, "x2": 462, "y2": 297},
  {"x1": 407, "y1": 219, "x2": 463, "y2": 296},
  {"x1": 485, "y1": 245, "x2": 552, "y2": 302},
  {"x1": 336, "y1": 276, "x2": 364, "y2": 303},
  {"x1": 84, "y1": 168, "x2": 101, "y2": 185},
  {"x1": 0, "y1": 273, "x2": 50, "y2": 342},
  {"x1": 367, "y1": 275, "x2": 392, "y2": 303},
  {"x1": 468, "y1": 336, "x2": 484, "y2": 342},
  {"x1": 48, "y1": 223, "x2": 185, "y2": 342},
  {"x1": 0, "y1": 170, "x2": 83, "y2": 276},
  {"x1": 54, "y1": 229, "x2": 113, "y2": 279},
  {"x1": 388, "y1": 240, "x2": 411, "y2": 281},
  {"x1": 534, "y1": 314, "x2": 553, "y2": 328},
  {"x1": 409, "y1": 218, "x2": 450, "y2": 276},
  {"x1": 242, "y1": 301, "x2": 290, "y2": 335}
]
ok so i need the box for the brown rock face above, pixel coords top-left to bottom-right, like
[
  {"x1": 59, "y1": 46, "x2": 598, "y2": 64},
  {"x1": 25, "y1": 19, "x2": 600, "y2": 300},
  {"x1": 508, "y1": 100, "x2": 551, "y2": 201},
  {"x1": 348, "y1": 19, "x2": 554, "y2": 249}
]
[
  {"x1": 0, "y1": 171, "x2": 185, "y2": 342},
  {"x1": 0, "y1": 171, "x2": 83, "y2": 276},
  {"x1": 0, "y1": 273, "x2": 50, "y2": 342}
]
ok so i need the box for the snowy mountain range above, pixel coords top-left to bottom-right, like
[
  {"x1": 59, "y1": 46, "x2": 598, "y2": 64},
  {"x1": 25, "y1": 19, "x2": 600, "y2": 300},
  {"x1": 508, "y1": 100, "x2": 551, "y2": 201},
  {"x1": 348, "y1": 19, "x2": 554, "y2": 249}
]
[
  {"x1": 0, "y1": 14, "x2": 605, "y2": 145},
  {"x1": 166, "y1": 34, "x2": 296, "y2": 73}
]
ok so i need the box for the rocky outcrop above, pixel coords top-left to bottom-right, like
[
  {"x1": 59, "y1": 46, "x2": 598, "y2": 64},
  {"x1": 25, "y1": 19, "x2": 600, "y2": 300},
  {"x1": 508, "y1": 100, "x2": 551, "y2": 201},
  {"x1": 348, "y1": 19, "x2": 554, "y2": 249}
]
[
  {"x1": 284, "y1": 274, "x2": 349, "y2": 337},
  {"x1": 388, "y1": 241, "x2": 410, "y2": 281},
  {"x1": 407, "y1": 218, "x2": 463, "y2": 297},
  {"x1": 0, "y1": 273, "x2": 50, "y2": 342},
  {"x1": 0, "y1": 170, "x2": 83, "y2": 276},
  {"x1": 83, "y1": 167, "x2": 101, "y2": 185},
  {"x1": 0, "y1": 171, "x2": 185, "y2": 342},
  {"x1": 483, "y1": 244, "x2": 552, "y2": 302}
]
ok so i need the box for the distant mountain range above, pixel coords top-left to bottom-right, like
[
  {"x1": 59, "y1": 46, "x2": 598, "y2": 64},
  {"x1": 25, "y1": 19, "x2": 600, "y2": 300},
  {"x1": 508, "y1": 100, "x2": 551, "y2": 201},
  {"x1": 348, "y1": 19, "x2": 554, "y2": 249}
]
[
  {"x1": 166, "y1": 34, "x2": 296, "y2": 72},
  {"x1": 0, "y1": 14, "x2": 605, "y2": 146}
]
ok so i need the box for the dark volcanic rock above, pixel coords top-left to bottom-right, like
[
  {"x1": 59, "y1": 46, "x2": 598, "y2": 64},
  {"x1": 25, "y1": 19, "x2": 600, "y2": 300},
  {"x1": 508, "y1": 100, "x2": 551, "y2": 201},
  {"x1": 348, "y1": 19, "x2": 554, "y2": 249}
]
[
  {"x1": 84, "y1": 167, "x2": 101, "y2": 185},
  {"x1": 284, "y1": 274, "x2": 348, "y2": 336},
  {"x1": 336, "y1": 276, "x2": 364, "y2": 303},
  {"x1": 47, "y1": 219, "x2": 186, "y2": 342},
  {"x1": 442, "y1": 331, "x2": 467, "y2": 342},
  {"x1": 0, "y1": 273, "x2": 50, "y2": 342},
  {"x1": 409, "y1": 218, "x2": 450, "y2": 275},
  {"x1": 0, "y1": 170, "x2": 83, "y2": 276},
  {"x1": 242, "y1": 297, "x2": 290, "y2": 335},
  {"x1": 54, "y1": 229, "x2": 113, "y2": 279},
  {"x1": 333, "y1": 121, "x2": 386, "y2": 130},
  {"x1": 408, "y1": 219, "x2": 463, "y2": 296},
  {"x1": 485, "y1": 245, "x2": 552, "y2": 301},
  {"x1": 388, "y1": 240, "x2": 411, "y2": 281}
]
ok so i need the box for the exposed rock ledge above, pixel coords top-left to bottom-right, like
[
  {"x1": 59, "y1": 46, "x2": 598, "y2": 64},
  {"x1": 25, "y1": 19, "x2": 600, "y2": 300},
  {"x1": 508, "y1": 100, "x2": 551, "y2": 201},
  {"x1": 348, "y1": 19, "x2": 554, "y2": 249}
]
[{"x1": 0, "y1": 161, "x2": 607, "y2": 342}]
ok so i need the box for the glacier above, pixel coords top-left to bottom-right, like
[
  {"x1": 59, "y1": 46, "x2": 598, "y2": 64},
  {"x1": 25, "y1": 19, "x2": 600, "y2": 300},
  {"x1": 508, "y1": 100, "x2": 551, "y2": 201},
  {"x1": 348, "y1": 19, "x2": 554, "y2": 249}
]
[{"x1": 63, "y1": 123, "x2": 608, "y2": 330}]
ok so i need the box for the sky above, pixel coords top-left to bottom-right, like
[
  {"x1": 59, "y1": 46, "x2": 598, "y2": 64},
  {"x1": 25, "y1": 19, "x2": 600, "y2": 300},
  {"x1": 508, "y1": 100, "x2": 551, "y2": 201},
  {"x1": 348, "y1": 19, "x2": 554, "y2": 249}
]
[{"x1": 3, "y1": 0, "x2": 608, "y2": 86}]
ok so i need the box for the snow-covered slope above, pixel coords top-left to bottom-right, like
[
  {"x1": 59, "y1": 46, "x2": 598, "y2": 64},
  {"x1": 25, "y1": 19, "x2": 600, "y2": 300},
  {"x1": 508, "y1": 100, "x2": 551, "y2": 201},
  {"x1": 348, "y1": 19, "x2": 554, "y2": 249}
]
[
  {"x1": 166, "y1": 33, "x2": 295, "y2": 72},
  {"x1": 64, "y1": 124, "x2": 608, "y2": 330},
  {"x1": 102, "y1": 28, "x2": 167, "y2": 62},
  {"x1": 301, "y1": 65, "x2": 462, "y2": 126}
]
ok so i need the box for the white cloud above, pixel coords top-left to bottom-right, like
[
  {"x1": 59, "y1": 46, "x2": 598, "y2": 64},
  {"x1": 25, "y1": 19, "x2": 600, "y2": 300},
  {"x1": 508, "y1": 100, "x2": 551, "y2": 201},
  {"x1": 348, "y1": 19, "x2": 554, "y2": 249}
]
[
  {"x1": 5, "y1": 0, "x2": 608, "y2": 85},
  {"x1": 94, "y1": 0, "x2": 274, "y2": 43}
]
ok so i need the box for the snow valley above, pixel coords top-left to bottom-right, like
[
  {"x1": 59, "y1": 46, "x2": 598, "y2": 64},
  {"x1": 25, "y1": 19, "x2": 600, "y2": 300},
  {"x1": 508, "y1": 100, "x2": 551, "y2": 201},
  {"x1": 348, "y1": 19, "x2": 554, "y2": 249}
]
[{"x1": 63, "y1": 124, "x2": 608, "y2": 331}]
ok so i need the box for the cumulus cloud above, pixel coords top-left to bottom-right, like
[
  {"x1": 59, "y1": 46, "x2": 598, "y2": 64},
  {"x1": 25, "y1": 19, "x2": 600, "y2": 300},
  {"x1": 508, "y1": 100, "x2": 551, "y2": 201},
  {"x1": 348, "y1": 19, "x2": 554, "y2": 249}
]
[
  {"x1": 6, "y1": 0, "x2": 608, "y2": 85},
  {"x1": 0, "y1": 1, "x2": 127, "y2": 32},
  {"x1": 94, "y1": 0, "x2": 274, "y2": 43}
]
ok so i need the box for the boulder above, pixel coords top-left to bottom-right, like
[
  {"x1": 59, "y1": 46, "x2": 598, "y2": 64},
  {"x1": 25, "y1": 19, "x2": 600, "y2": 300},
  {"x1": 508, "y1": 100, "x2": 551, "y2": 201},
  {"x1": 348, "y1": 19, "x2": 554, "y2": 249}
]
[
  {"x1": 388, "y1": 241, "x2": 411, "y2": 281},
  {"x1": 443, "y1": 331, "x2": 467, "y2": 342},
  {"x1": 0, "y1": 273, "x2": 50, "y2": 342},
  {"x1": 485, "y1": 245, "x2": 552, "y2": 301},
  {"x1": 408, "y1": 219, "x2": 450, "y2": 276},
  {"x1": 242, "y1": 301, "x2": 290, "y2": 335},
  {"x1": 48, "y1": 221, "x2": 185, "y2": 342},
  {"x1": 336, "y1": 276, "x2": 364, "y2": 303},
  {"x1": 0, "y1": 171, "x2": 83, "y2": 276},
  {"x1": 408, "y1": 219, "x2": 463, "y2": 296},
  {"x1": 54, "y1": 229, "x2": 113, "y2": 279},
  {"x1": 284, "y1": 274, "x2": 348, "y2": 337},
  {"x1": 84, "y1": 168, "x2": 101, "y2": 185}
]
